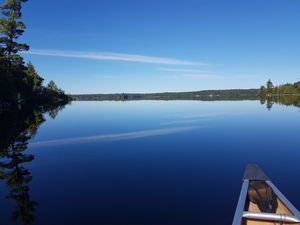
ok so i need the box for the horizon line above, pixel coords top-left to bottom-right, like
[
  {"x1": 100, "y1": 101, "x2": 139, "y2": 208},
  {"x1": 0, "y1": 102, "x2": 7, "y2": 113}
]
[{"x1": 69, "y1": 87, "x2": 259, "y2": 95}]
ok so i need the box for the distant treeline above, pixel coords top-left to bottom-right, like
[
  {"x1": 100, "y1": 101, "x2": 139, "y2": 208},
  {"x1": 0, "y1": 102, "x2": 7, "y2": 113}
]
[
  {"x1": 72, "y1": 89, "x2": 259, "y2": 101},
  {"x1": 72, "y1": 79, "x2": 300, "y2": 104},
  {"x1": 259, "y1": 80, "x2": 300, "y2": 96},
  {"x1": 72, "y1": 80, "x2": 300, "y2": 112},
  {"x1": 257, "y1": 80, "x2": 300, "y2": 110},
  {"x1": 0, "y1": 0, "x2": 70, "y2": 109}
]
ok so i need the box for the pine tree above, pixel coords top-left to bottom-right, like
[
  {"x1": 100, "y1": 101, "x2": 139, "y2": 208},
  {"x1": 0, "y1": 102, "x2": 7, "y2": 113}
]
[
  {"x1": 0, "y1": 0, "x2": 69, "y2": 106},
  {"x1": 0, "y1": 0, "x2": 29, "y2": 102},
  {"x1": 26, "y1": 62, "x2": 44, "y2": 93},
  {"x1": 0, "y1": 0, "x2": 29, "y2": 66},
  {"x1": 47, "y1": 80, "x2": 59, "y2": 92},
  {"x1": 266, "y1": 79, "x2": 274, "y2": 90},
  {"x1": 259, "y1": 85, "x2": 266, "y2": 96}
]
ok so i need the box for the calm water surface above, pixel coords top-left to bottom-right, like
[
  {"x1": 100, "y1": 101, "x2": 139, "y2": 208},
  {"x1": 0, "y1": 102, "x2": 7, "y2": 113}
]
[{"x1": 1, "y1": 100, "x2": 300, "y2": 225}]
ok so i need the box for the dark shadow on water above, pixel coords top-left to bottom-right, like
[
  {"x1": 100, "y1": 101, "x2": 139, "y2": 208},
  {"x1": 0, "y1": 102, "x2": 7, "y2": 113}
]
[{"x1": 0, "y1": 103, "x2": 68, "y2": 225}]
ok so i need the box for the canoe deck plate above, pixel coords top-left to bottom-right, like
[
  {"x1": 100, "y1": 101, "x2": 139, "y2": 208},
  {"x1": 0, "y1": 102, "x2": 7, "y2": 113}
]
[{"x1": 243, "y1": 164, "x2": 269, "y2": 181}]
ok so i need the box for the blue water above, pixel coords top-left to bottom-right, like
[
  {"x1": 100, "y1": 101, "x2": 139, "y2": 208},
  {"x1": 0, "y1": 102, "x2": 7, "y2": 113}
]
[{"x1": 1, "y1": 100, "x2": 300, "y2": 225}]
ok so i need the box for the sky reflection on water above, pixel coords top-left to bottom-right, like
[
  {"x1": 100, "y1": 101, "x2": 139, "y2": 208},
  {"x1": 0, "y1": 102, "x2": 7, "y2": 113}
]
[{"x1": 1, "y1": 100, "x2": 300, "y2": 225}]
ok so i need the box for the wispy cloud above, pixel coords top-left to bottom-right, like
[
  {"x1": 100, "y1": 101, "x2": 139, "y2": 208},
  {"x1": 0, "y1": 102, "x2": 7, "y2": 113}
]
[
  {"x1": 160, "y1": 73, "x2": 219, "y2": 79},
  {"x1": 159, "y1": 68, "x2": 211, "y2": 73},
  {"x1": 95, "y1": 75, "x2": 121, "y2": 78},
  {"x1": 161, "y1": 73, "x2": 261, "y2": 80},
  {"x1": 160, "y1": 119, "x2": 210, "y2": 125},
  {"x1": 30, "y1": 126, "x2": 200, "y2": 147},
  {"x1": 25, "y1": 49, "x2": 205, "y2": 66},
  {"x1": 181, "y1": 73, "x2": 221, "y2": 79}
]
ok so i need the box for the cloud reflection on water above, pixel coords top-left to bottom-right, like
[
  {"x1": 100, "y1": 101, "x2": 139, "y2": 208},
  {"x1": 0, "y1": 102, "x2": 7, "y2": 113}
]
[{"x1": 30, "y1": 126, "x2": 203, "y2": 147}]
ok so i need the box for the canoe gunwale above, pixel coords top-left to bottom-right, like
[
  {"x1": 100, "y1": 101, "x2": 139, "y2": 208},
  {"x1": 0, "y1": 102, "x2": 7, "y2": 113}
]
[
  {"x1": 232, "y1": 180, "x2": 249, "y2": 225},
  {"x1": 266, "y1": 180, "x2": 300, "y2": 219}
]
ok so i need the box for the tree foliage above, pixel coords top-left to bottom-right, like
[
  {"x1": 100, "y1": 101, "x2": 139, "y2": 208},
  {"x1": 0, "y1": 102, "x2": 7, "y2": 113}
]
[
  {"x1": 258, "y1": 80, "x2": 300, "y2": 110},
  {"x1": 25, "y1": 62, "x2": 43, "y2": 93},
  {"x1": 259, "y1": 80, "x2": 300, "y2": 96},
  {"x1": 72, "y1": 89, "x2": 259, "y2": 101},
  {"x1": 0, "y1": 0, "x2": 70, "y2": 107},
  {"x1": 266, "y1": 79, "x2": 274, "y2": 90},
  {"x1": 0, "y1": 0, "x2": 29, "y2": 65}
]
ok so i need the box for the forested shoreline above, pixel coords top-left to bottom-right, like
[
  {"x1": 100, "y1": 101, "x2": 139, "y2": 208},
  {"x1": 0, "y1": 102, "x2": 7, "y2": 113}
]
[
  {"x1": 72, "y1": 80, "x2": 300, "y2": 110},
  {"x1": 72, "y1": 89, "x2": 259, "y2": 101},
  {"x1": 0, "y1": 0, "x2": 70, "y2": 110},
  {"x1": 72, "y1": 80, "x2": 300, "y2": 103},
  {"x1": 259, "y1": 80, "x2": 300, "y2": 96}
]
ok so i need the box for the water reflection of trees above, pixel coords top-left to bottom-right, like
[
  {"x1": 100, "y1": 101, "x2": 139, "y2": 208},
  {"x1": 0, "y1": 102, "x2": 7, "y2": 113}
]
[
  {"x1": 259, "y1": 95, "x2": 300, "y2": 111},
  {"x1": 0, "y1": 104, "x2": 66, "y2": 225}
]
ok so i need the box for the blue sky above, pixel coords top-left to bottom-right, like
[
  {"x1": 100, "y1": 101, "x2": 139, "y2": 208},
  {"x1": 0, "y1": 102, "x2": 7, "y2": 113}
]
[{"x1": 18, "y1": 0, "x2": 300, "y2": 94}]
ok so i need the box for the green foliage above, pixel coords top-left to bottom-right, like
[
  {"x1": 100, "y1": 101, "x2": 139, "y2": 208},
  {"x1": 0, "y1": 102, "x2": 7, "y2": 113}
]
[
  {"x1": 72, "y1": 89, "x2": 259, "y2": 101},
  {"x1": 25, "y1": 62, "x2": 43, "y2": 93},
  {"x1": 0, "y1": 0, "x2": 29, "y2": 65},
  {"x1": 0, "y1": 0, "x2": 70, "y2": 108},
  {"x1": 258, "y1": 80, "x2": 300, "y2": 110},
  {"x1": 259, "y1": 80, "x2": 300, "y2": 96},
  {"x1": 266, "y1": 79, "x2": 274, "y2": 90},
  {"x1": 47, "y1": 80, "x2": 58, "y2": 91},
  {"x1": 43, "y1": 80, "x2": 69, "y2": 104},
  {"x1": 117, "y1": 93, "x2": 128, "y2": 101}
]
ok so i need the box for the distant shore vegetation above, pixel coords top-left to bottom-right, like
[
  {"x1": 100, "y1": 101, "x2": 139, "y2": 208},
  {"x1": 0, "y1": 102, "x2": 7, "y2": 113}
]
[
  {"x1": 0, "y1": 0, "x2": 70, "y2": 109},
  {"x1": 72, "y1": 80, "x2": 300, "y2": 110},
  {"x1": 72, "y1": 89, "x2": 259, "y2": 101},
  {"x1": 259, "y1": 79, "x2": 300, "y2": 96},
  {"x1": 258, "y1": 80, "x2": 300, "y2": 110},
  {"x1": 72, "y1": 79, "x2": 300, "y2": 102}
]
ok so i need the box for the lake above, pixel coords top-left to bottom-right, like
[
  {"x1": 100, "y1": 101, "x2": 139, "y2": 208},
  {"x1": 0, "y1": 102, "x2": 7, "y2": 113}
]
[{"x1": 1, "y1": 100, "x2": 300, "y2": 225}]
